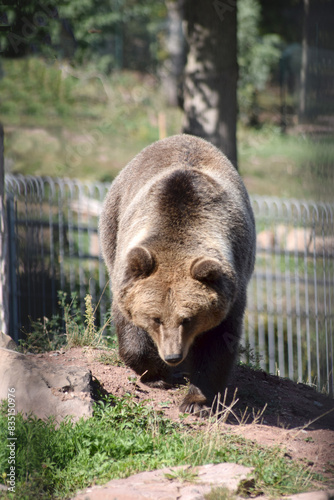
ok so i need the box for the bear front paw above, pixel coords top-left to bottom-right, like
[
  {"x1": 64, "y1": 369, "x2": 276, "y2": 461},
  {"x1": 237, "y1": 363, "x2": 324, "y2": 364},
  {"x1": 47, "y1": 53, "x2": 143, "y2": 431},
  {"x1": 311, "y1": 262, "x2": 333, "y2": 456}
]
[
  {"x1": 143, "y1": 379, "x2": 173, "y2": 389},
  {"x1": 179, "y1": 387, "x2": 209, "y2": 417}
]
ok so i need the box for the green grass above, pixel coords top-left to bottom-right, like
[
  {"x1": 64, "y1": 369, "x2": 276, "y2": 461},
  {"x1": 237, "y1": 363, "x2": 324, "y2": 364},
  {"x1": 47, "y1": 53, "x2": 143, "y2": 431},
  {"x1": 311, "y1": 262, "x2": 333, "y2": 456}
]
[
  {"x1": 1, "y1": 57, "x2": 333, "y2": 199},
  {"x1": 18, "y1": 291, "x2": 112, "y2": 354},
  {"x1": 0, "y1": 394, "x2": 320, "y2": 499},
  {"x1": 238, "y1": 125, "x2": 334, "y2": 201},
  {"x1": 0, "y1": 57, "x2": 183, "y2": 182}
]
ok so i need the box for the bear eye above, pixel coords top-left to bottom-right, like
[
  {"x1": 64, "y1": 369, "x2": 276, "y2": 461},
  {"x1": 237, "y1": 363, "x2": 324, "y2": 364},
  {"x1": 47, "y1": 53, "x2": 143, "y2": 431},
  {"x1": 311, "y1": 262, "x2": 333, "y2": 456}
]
[
  {"x1": 153, "y1": 317, "x2": 162, "y2": 325},
  {"x1": 181, "y1": 317, "x2": 191, "y2": 326}
]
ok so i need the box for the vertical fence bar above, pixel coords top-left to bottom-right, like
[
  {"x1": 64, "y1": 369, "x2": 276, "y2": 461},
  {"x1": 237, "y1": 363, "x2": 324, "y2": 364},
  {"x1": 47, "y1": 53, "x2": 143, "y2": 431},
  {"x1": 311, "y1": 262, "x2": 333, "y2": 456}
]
[
  {"x1": 292, "y1": 203, "x2": 303, "y2": 382},
  {"x1": 46, "y1": 178, "x2": 57, "y2": 316},
  {"x1": 266, "y1": 215, "x2": 275, "y2": 374},
  {"x1": 312, "y1": 208, "x2": 321, "y2": 390},
  {"x1": 97, "y1": 183, "x2": 108, "y2": 328},
  {"x1": 284, "y1": 202, "x2": 294, "y2": 380},
  {"x1": 303, "y1": 204, "x2": 311, "y2": 385},
  {"x1": 327, "y1": 206, "x2": 334, "y2": 396},
  {"x1": 67, "y1": 180, "x2": 76, "y2": 295},
  {"x1": 274, "y1": 209, "x2": 285, "y2": 377},
  {"x1": 0, "y1": 123, "x2": 9, "y2": 336},
  {"x1": 58, "y1": 181, "x2": 65, "y2": 292},
  {"x1": 6, "y1": 195, "x2": 18, "y2": 342},
  {"x1": 77, "y1": 184, "x2": 86, "y2": 311},
  {"x1": 256, "y1": 213, "x2": 266, "y2": 370},
  {"x1": 321, "y1": 206, "x2": 329, "y2": 393}
]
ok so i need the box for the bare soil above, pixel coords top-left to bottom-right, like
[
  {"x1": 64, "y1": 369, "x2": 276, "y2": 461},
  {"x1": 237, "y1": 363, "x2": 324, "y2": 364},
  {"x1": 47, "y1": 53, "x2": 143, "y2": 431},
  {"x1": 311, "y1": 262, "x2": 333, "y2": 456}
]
[{"x1": 37, "y1": 347, "x2": 334, "y2": 487}]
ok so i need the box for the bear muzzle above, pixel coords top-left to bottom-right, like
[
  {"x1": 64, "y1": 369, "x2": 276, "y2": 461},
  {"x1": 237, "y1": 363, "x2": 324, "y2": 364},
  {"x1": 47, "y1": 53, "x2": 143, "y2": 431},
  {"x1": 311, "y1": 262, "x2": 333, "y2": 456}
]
[
  {"x1": 164, "y1": 353, "x2": 183, "y2": 365},
  {"x1": 157, "y1": 325, "x2": 187, "y2": 366}
]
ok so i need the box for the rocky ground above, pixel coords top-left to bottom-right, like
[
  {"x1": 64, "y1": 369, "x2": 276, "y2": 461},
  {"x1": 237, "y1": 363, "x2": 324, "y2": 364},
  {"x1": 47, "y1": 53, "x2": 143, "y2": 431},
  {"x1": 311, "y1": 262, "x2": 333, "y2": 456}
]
[{"x1": 37, "y1": 346, "x2": 334, "y2": 487}]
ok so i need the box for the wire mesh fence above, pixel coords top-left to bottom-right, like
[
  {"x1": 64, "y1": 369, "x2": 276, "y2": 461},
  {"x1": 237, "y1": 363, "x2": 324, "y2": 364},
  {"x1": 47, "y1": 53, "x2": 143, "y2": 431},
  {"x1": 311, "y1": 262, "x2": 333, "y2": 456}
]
[
  {"x1": 4, "y1": 174, "x2": 111, "y2": 340},
  {"x1": 245, "y1": 196, "x2": 334, "y2": 395},
  {"x1": 2, "y1": 174, "x2": 334, "y2": 395}
]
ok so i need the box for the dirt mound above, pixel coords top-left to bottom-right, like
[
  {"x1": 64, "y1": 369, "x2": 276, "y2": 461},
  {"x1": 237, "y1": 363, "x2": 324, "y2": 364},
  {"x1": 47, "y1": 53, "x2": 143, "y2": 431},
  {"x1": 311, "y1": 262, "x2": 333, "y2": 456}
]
[{"x1": 37, "y1": 347, "x2": 334, "y2": 484}]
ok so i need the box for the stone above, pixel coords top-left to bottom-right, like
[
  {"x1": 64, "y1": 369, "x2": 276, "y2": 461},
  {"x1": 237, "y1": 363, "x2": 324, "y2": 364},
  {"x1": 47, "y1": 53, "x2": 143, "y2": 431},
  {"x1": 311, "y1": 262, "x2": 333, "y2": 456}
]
[
  {"x1": 0, "y1": 347, "x2": 93, "y2": 421},
  {"x1": 72, "y1": 463, "x2": 334, "y2": 500},
  {"x1": 0, "y1": 332, "x2": 17, "y2": 350},
  {"x1": 73, "y1": 463, "x2": 253, "y2": 500},
  {"x1": 285, "y1": 491, "x2": 334, "y2": 500}
]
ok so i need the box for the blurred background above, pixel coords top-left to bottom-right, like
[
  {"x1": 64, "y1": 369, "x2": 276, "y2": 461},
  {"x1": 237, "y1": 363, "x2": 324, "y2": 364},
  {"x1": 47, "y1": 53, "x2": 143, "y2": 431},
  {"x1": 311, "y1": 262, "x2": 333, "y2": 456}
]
[
  {"x1": 0, "y1": 0, "x2": 333, "y2": 393},
  {"x1": 0, "y1": 0, "x2": 333, "y2": 199}
]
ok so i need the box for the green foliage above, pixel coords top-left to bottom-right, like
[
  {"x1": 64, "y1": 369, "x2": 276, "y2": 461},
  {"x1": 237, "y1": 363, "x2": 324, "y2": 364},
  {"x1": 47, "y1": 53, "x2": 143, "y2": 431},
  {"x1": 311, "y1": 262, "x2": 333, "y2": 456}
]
[
  {"x1": 238, "y1": 0, "x2": 282, "y2": 124},
  {"x1": 0, "y1": 394, "x2": 318, "y2": 499},
  {"x1": 18, "y1": 315, "x2": 65, "y2": 354},
  {"x1": 0, "y1": 58, "x2": 182, "y2": 181},
  {"x1": 238, "y1": 125, "x2": 334, "y2": 201},
  {"x1": 205, "y1": 487, "x2": 236, "y2": 500},
  {"x1": 97, "y1": 348, "x2": 124, "y2": 367},
  {"x1": 19, "y1": 291, "x2": 109, "y2": 353},
  {"x1": 0, "y1": 0, "x2": 167, "y2": 73},
  {"x1": 238, "y1": 342, "x2": 263, "y2": 370},
  {"x1": 164, "y1": 465, "x2": 198, "y2": 482},
  {"x1": 0, "y1": 0, "x2": 59, "y2": 58},
  {"x1": 0, "y1": 58, "x2": 78, "y2": 123},
  {"x1": 57, "y1": 0, "x2": 167, "y2": 72}
]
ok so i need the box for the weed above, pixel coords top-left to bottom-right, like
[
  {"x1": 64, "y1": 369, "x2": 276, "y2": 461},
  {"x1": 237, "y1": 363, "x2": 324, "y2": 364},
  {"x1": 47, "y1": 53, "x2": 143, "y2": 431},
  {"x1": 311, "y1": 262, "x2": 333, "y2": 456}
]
[
  {"x1": 65, "y1": 292, "x2": 109, "y2": 348},
  {"x1": 18, "y1": 314, "x2": 66, "y2": 354},
  {"x1": 97, "y1": 349, "x2": 124, "y2": 367},
  {"x1": 238, "y1": 342, "x2": 263, "y2": 371},
  {"x1": 205, "y1": 487, "x2": 236, "y2": 500},
  {"x1": 19, "y1": 291, "x2": 110, "y2": 353},
  {"x1": 164, "y1": 465, "x2": 198, "y2": 482}
]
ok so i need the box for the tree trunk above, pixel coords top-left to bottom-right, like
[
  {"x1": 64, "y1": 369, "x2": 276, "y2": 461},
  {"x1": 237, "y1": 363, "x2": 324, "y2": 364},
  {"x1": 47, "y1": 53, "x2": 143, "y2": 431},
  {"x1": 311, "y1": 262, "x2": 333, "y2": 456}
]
[
  {"x1": 298, "y1": 0, "x2": 309, "y2": 123},
  {"x1": 162, "y1": 0, "x2": 186, "y2": 107},
  {"x1": 182, "y1": 0, "x2": 238, "y2": 168}
]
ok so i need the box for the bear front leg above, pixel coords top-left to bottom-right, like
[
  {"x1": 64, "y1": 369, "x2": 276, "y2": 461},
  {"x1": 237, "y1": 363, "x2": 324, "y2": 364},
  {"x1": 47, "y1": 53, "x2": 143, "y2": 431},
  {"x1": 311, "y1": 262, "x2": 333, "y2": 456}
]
[
  {"x1": 180, "y1": 312, "x2": 242, "y2": 416},
  {"x1": 113, "y1": 305, "x2": 173, "y2": 388}
]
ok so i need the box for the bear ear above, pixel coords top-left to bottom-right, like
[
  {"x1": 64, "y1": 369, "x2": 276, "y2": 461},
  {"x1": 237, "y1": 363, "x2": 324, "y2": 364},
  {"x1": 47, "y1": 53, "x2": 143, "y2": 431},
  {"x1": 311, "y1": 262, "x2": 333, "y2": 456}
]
[
  {"x1": 124, "y1": 246, "x2": 156, "y2": 282},
  {"x1": 190, "y1": 257, "x2": 224, "y2": 287}
]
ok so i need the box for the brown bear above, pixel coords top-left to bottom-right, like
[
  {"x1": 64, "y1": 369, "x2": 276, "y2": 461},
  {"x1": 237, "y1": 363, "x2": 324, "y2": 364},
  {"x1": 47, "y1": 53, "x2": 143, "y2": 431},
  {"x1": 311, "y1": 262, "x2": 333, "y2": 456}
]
[{"x1": 99, "y1": 134, "x2": 256, "y2": 415}]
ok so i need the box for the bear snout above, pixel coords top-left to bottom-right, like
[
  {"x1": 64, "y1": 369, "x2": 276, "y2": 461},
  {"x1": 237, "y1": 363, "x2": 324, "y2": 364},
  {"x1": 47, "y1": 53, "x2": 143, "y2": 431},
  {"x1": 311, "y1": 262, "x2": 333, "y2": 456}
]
[{"x1": 164, "y1": 353, "x2": 183, "y2": 365}]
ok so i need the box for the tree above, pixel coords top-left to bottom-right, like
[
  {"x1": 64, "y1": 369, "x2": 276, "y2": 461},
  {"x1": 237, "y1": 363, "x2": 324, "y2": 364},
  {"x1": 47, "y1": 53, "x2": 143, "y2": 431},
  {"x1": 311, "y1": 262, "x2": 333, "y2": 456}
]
[
  {"x1": 161, "y1": 0, "x2": 185, "y2": 107},
  {"x1": 298, "y1": 0, "x2": 309, "y2": 123},
  {"x1": 182, "y1": 0, "x2": 238, "y2": 167},
  {"x1": 0, "y1": 0, "x2": 59, "y2": 58},
  {"x1": 238, "y1": 0, "x2": 281, "y2": 125},
  {"x1": 0, "y1": 0, "x2": 167, "y2": 73}
]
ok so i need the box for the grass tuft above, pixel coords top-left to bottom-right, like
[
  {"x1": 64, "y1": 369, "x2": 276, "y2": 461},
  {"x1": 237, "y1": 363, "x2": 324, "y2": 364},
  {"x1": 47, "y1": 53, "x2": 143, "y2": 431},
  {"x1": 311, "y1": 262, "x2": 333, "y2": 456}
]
[
  {"x1": 19, "y1": 291, "x2": 112, "y2": 353},
  {"x1": 0, "y1": 393, "x2": 320, "y2": 499}
]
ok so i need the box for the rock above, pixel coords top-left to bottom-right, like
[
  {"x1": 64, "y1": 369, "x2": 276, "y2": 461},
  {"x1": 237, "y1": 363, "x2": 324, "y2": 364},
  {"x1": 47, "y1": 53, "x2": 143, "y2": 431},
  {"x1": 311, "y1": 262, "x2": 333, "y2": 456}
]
[
  {"x1": 257, "y1": 230, "x2": 275, "y2": 250},
  {"x1": 285, "y1": 228, "x2": 312, "y2": 253},
  {"x1": 0, "y1": 347, "x2": 93, "y2": 421},
  {"x1": 0, "y1": 332, "x2": 17, "y2": 350},
  {"x1": 72, "y1": 461, "x2": 334, "y2": 500},
  {"x1": 73, "y1": 463, "x2": 253, "y2": 500},
  {"x1": 285, "y1": 491, "x2": 334, "y2": 500}
]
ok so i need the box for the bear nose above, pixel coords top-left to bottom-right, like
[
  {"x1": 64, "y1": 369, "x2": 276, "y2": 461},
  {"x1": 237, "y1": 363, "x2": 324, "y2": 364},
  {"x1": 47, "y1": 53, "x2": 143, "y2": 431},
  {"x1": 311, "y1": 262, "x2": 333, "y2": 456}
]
[{"x1": 164, "y1": 353, "x2": 183, "y2": 364}]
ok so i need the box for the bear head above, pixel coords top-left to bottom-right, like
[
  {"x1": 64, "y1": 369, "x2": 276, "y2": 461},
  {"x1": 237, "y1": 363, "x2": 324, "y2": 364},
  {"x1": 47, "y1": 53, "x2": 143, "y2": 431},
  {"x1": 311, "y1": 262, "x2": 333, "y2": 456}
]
[{"x1": 117, "y1": 246, "x2": 237, "y2": 366}]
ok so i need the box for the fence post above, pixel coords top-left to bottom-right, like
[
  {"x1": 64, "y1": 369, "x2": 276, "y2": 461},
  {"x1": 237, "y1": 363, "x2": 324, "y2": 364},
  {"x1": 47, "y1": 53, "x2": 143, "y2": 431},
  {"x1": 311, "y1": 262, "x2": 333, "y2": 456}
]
[
  {"x1": 0, "y1": 123, "x2": 10, "y2": 336},
  {"x1": 6, "y1": 194, "x2": 19, "y2": 343}
]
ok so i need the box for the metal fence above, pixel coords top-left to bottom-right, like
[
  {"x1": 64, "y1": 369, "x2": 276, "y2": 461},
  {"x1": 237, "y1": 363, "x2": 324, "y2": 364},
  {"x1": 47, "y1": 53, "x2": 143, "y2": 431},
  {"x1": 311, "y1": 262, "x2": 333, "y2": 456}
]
[
  {"x1": 245, "y1": 197, "x2": 334, "y2": 396},
  {"x1": 2, "y1": 174, "x2": 334, "y2": 396},
  {"x1": 3, "y1": 174, "x2": 111, "y2": 340}
]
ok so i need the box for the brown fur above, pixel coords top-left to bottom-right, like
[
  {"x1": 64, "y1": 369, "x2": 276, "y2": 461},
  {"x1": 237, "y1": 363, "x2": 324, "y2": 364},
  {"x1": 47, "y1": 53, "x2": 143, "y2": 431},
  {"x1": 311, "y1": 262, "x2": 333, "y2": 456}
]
[{"x1": 99, "y1": 134, "x2": 256, "y2": 415}]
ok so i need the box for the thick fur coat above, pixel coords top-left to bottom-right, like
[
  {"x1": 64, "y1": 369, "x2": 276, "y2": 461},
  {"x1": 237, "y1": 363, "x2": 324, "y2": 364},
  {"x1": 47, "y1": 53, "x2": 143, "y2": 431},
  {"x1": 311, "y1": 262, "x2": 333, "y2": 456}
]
[{"x1": 99, "y1": 134, "x2": 256, "y2": 414}]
